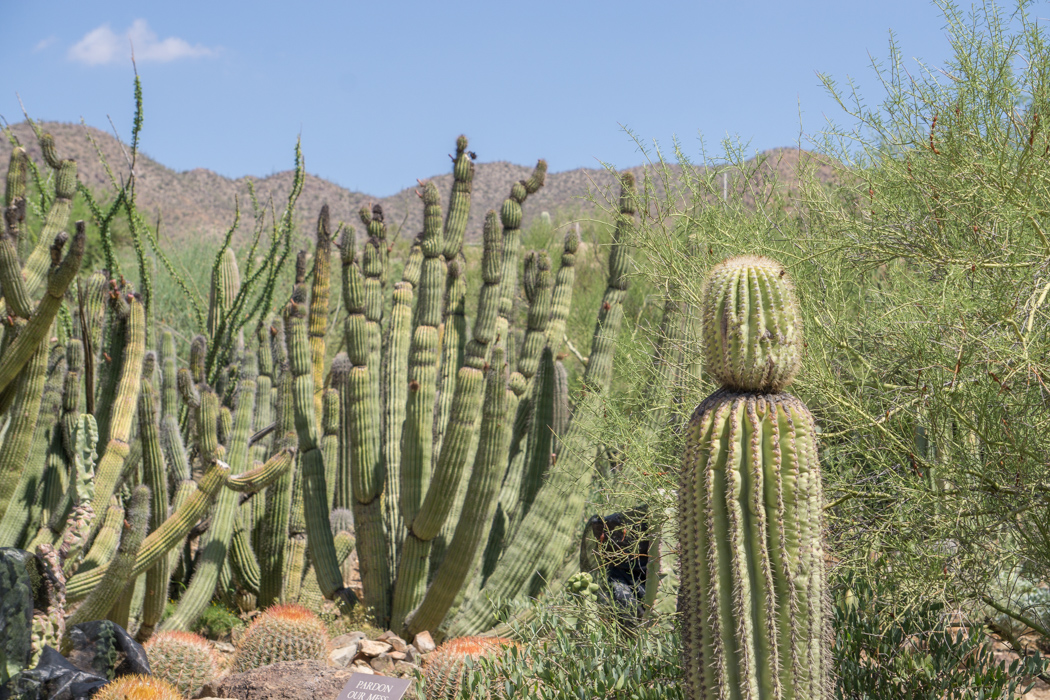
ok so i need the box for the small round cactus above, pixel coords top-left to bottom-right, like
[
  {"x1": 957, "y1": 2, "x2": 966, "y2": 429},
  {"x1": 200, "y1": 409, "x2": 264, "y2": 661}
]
[
  {"x1": 700, "y1": 255, "x2": 803, "y2": 392},
  {"x1": 423, "y1": 636, "x2": 517, "y2": 700},
  {"x1": 231, "y1": 603, "x2": 329, "y2": 672},
  {"x1": 566, "y1": 572, "x2": 600, "y2": 603},
  {"x1": 92, "y1": 674, "x2": 183, "y2": 700},
  {"x1": 144, "y1": 631, "x2": 222, "y2": 698}
]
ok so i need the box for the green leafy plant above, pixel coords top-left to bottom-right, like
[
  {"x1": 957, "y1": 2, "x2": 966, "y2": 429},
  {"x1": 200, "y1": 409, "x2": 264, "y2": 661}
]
[{"x1": 833, "y1": 576, "x2": 1045, "y2": 699}]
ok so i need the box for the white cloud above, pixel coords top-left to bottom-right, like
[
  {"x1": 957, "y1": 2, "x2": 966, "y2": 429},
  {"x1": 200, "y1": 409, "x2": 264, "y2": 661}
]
[
  {"x1": 68, "y1": 19, "x2": 217, "y2": 66},
  {"x1": 34, "y1": 36, "x2": 57, "y2": 52}
]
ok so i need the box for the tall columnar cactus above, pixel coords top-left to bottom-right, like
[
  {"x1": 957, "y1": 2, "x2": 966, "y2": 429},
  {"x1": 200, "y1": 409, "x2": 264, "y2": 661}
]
[{"x1": 678, "y1": 255, "x2": 827, "y2": 700}]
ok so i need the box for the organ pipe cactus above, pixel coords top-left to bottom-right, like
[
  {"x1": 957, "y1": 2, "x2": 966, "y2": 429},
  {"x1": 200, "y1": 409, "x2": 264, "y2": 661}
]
[
  {"x1": 0, "y1": 128, "x2": 641, "y2": 647},
  {"x1": 678, "y1": 255, "x2": 828, "y2": 700}
]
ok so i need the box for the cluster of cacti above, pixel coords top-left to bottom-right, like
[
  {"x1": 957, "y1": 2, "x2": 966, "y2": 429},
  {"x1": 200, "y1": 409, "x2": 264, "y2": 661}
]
[
  {"x1": 678, "y1": 255, "x2": 828, "y2": 699},
  {"x1": 422, "y1": 636, "x2": 517, "y2": 700},
  {"x1": 231, "y1": 603, "x2": 328, "y2": 672},
  {"x1": 143, "y1": 631, "x2": 221, "y2": 697},
  {"x1": 0, "y1": 121, "x2": 649, "y2": 681}
]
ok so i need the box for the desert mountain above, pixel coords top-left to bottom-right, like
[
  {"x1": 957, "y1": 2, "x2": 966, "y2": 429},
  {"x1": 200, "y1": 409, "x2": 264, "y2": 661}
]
[{"x1": 0, "y1": 121, "x2": 840, "y2": 247}]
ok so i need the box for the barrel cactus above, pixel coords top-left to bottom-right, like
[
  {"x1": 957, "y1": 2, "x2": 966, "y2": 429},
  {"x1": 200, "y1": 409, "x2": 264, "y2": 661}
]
[
  {"x1": 678, "y1": 255, "x2": 828, "y2": 699},
  {"x1": 422, "y1": 636, "x2": 517, "y2": 700},
  {"x1": 143, "y1": 631, "x2": 221, "y2": 697},
  {"x1": 92, "y1": 674, "x2": 183, "y2": 700},
  {"x1": 231, "y1": 603, "x2": 329, "y2": 672}
]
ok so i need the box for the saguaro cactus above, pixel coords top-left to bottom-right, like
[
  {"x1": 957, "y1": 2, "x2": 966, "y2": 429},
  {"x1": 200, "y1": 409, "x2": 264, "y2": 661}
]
[{"x1": 678, "y1": 255, "x2": 827, "y2": 700}]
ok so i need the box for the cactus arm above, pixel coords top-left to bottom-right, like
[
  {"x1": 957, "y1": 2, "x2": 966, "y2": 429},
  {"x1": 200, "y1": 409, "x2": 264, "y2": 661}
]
[
  {"x1": 64, "y1": 459, "x2": 230, "y2": 601},
  {"x1": 496, "y1": 161, "x2": 547, "y2": 338},
  {"x1": 160, "y1": 331, "x2": 191, "y2": 486},
  {"x1": 380, "y1": 282, "x2": 412, "y2": 568},
  {"x1": 66, "y1": 485, "x2": 150, "y2": 630},
  {"x1": 308, "y1": 205, "x2": 333, "y2": 424},
  {"x1": 226, "y1": 448, "x2": 294, "y2": 492},
  {"x1": 431, "y1": 260, "x2": 467, "y2": 467},
  {"x1": 391, "y1": 361, "x2": 484, "y2": 631},
  {"x1": 516, "y1": 252, "x2": 553, "y2": 382},
  {"x1": 0, "y1": 335, "x2": 49, "y2": 513},
  {"x1": 442, "y1": 135, "x2": 474, "y2": 260},
  {"x1": 137, "y1": 360, "x2": 172, "y2": 642},
  {"x1": 401, "y1": 183, "x2": 446, "y2": 531},
  {"x1": 0, "y1": 136, "x2": 77, "y2": 320},
  {"x1": 0, "y1": 199, "x2": 34, "y2": 319},
  {"x1": 0, "y1": 226, "x2": 85, "y2": 396},
  {"x1": 81, "y1": 294, "x2": 145, "y2": 548},
  {"x1": 405, "y1": 352, "x2": 510, "y2": 636},
  {"x1": 582, "y1": 173, "x2": 634, "y2": 392},
  {"x1": 513, "y1": 348, "x2": 557, "y2": 528},
  {"x1": 285, "y1": 302, "x2": 353, "y2": 607},
  {"x1": 321, "y1": 387, "x2": 339, "y2": 509},
  {"x1": 547, "y1": 230, "x2": 578, "y2": 354},
  {"x1": 258, "y1": 328, "x2": 294, "y2": 608},
  {"x1": 0, "y1": 340, "x2": 51, "y2": 541},
  {"x1": 158, "y1": 476, "x2": 238, "y2": 632}
]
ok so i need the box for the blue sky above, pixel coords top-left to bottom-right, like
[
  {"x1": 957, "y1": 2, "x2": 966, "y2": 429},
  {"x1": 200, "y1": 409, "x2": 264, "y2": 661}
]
[{"x1": 3, "y1": 1, "x2": 982, "y2": 196}]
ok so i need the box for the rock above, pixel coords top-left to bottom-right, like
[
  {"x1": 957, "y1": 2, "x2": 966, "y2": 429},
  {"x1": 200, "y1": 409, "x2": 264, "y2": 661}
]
[
  {"x1": 213, "y1": 641, "x2": 236, "y2": 653},
  {"x1": 393, "y1": 661, "x2": 418, "y2": 678},
  {"x1": 204, "y1": 659, "x2": 357, "y2": 700},
  {"x1": 389, "y1": 636, "x2": 408, "y2": 653},
  {"x1": 371, "y1": 652, "x2": 395, "y2": 673},
  {"x1": 330, "y1": 631, "x2": 367, "y2": 648},
  {"x1": 377, "y1": 630, "x2": 396, "y2": 642},
  {"x1": 358, "y1": 639, "x2": 392, "y2": 657},
  {"x1": 351, "y1": 660, "x2": 375, "y2": 674},
  {"x1": 328, "y1": 642, "x2": 359, "y2": 667},
  {"x1": 412, "y1": 631, "x2": 436, "y2": 654},
  {"x1": 403, "y1": 647, "x2": 417, "y2": 664},
  {"x1": 389, "y1": 651, "x2": 406, "y2": 661}
]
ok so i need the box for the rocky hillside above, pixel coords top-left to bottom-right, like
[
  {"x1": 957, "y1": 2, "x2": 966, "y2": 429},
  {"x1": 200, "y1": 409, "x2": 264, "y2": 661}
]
[{"x1": 1, "y1": 121, "x2": 842, "y2": 247}]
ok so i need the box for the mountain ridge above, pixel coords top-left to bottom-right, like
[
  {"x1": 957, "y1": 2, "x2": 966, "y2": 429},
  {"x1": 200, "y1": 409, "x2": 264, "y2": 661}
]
[{"x1": 1, "y1": 121, "x2": 840, "y2": 247}]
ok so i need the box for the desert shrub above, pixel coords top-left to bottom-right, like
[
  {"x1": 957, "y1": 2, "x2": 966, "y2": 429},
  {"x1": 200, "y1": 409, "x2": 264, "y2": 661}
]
[
  {"x1": 833, "y1": 575, "x2": 1045, "y2": 699},
  {"x1": 460, "y1": 595, "x2": 683, "y2": 700}
]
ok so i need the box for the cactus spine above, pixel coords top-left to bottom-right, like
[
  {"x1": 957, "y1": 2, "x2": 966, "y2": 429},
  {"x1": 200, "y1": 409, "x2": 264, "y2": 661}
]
[{"x1": 678, "y1": 255, "x2": 827, "y2": 700}]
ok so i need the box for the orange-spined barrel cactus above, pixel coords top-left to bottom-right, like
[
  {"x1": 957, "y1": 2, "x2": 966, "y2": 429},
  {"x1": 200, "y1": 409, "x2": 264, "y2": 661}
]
[
  {"x1": 679, "y1": 255, "x2": 828, "y2": 699},
  {"x1": 143, "y1": 631, "x2": 221, "y2": 697},
  {"x1": 92, "y1": 674, "x2": 183, "y2": 700},
  {"x1": 423, "y1": 636, "x2": 516, "y2": 700},
  {"x1": 232, "y1": 603, "x2": 329, "y2": 672}
]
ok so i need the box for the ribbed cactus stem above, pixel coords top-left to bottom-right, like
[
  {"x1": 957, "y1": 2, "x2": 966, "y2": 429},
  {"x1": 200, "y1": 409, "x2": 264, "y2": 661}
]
[
  {"x1": 517, "y1": 251, "x2": 553, "y2": 382},
  {"x1": 137, "y1": 359, "x2": 172, "y2": 642},
  {"x1": 78, "y1": 293, "x2": 145, "y2": 552},
  {"x1": 432, "y1": 259, "x2": 467, "y2": 467},
  {"x1": 701, "y1": 256, "x2": 803, "y2": 393},
  {"x1": 381, "y1": 282, "x2": 413, "y2": 576},
  {"x1": 0, "y1": 133, "x2": 77, "y2": 320},
  {"x1": 64, "y1": 460, "x2": 230, "y2": 601},
  {"x1": 442, "y1": 135, "x2": 474, "y2": 260},
  {"x1": 207, "y1": 247, "x2": 241, "y2": 339},
  {"x1": 284, "y1": 301, "x2": 353, "y2": 608},
  {"x1": 66, "y1": 485, "x2": 150, "y2": 629},
  {"x1": 497, "y1": 161, "x2": 547, "y2": 333},
  {"x1": 160, "y1": 331, "x2": 190, "y2": 486},
  {"x1": 546, "y1": 227, "x2": 580, "y2": 353},
  {"x1": 678, "y1": 390, "x2": 827, "y2": 699},
  {"x1": 308, "y1": 205, "x2": 333, "y2": 425},
  {"x1": 259, "y1": 327, "x2": 294, "y2": 608},
  {"x1": 405, "y1": 350, "x2": 510, "y2": 636},
  {"x1": 582, "y1": 173, "x2": 634, "y2": 393},
  {"x1": 0, "y1": 342, "x2": 62, "y2": 549},
  {"x1": 0, "y1": 225, "x2": 85, "y2": 396}
]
